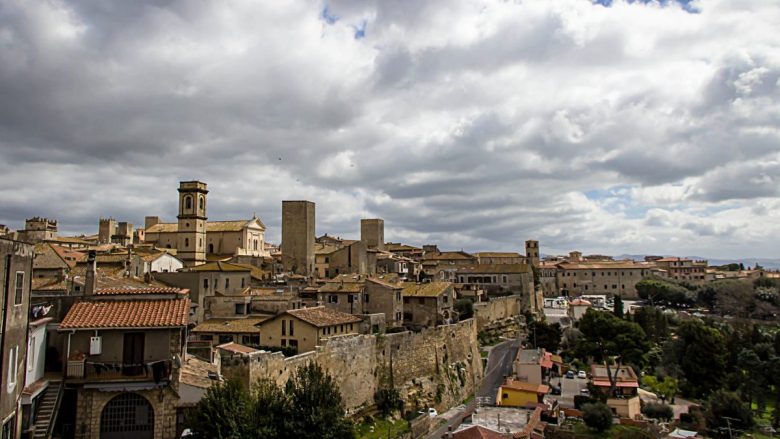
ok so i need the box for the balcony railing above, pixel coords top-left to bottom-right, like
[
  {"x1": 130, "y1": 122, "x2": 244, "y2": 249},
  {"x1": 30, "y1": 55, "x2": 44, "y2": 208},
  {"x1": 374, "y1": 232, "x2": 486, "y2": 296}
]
[{"x1": 66, "y1": 359, "x2": 173, "y2": 382}]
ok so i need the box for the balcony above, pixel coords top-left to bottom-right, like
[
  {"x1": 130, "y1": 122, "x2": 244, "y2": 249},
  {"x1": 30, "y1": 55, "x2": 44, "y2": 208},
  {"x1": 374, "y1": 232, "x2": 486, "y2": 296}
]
[{"x1": 66, "y1": 359, "x2": 173, "y2": 383}]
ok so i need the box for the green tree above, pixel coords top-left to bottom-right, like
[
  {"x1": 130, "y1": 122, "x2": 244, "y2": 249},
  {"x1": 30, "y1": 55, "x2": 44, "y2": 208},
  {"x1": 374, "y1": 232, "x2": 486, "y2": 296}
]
[
  {"x1": 285, "y1": 362, "x2": 354, "y2": 439},
  {"x1": 251, "y1": 379, "x2": 292, "y2": 439},
  {"x1": 454, "y1": 298, "x2": 474, "y2": 320},
  {"x1": 575, "y1": 310, "x2": 649, "y2": 396},
  {"x1": 632, "y1": 306, "x2": 669, "y2": 343},
  {"x1": 636, "y1": 278, "x2": 693, "y2": 307},
  {"x1": 705, "y1": 390, "x2": 754, "y2": 438},
  {"x1": 670, "y1": 320, "x2": 727, "y2": 398},
  {"x1": 582, "y1": 402, "x2": 613, "y2": 432},
  {"x1": 187, "y1": 379, "x2": 255, "y2": 439},
  {"x1": 374, "y1": 388, "x2": 403, "y2": 418},
  {"x1": 613, "y1": 295, "x2": 624, "y2": 319},
  {"x1": 641, "y1": 375, "x2": 678, "y2": 403},
  {"x1": 529, "y1": 320, "x2": 562, "y2": 352}
]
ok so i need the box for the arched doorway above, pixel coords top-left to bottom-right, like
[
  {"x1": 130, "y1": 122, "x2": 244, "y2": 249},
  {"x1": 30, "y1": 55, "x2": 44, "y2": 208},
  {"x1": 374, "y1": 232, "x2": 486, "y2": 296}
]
[{"x1": 100, "y1": 393, "x2": 154, "y2": 439}]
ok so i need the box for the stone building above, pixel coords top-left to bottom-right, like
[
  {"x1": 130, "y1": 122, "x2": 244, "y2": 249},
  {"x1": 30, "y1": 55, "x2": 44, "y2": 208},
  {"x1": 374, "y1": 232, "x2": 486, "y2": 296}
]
[
  {"x1": 155, "y1": 261, "x2": 252, "y2": 324},
  {"x1": 57, "y1": 286, "x2": 190, "y2": 439},
  {"x1": 17, "y1": 217, "x2": 58, "y2": 243},
  {"x1": 363, "y1": 277, "x2": 404, "y2": 328},
  {"x1": 258, "y1": 307, "x2": 362, "y2": 354},
  {"x1": 318, "y1": 276, "x2": 366, "y2": 315},
  {"x1": 474, "y1": 252, "x2": 525, "y2": 265},
  {"x1": 281, "y1": 201, "x2": 315, "y2": 276},
  {"x1": 143, "y1": 182, "x2": 270, "y2": 262},
  {"x1": 1, "y1": 237, "x2": 34, "y2": 438},
  {"x1": 653, "y1": 257, "x2": 707, "y2": 283},
  {"x1": 525, "y1": 240, "x2": 540, "y2": 267},
  {"x1": 401, "y1": 282, "x2": 455, "y2": 329},
  {"x1": 556, "y1": 260, "x2": 655, "y2": 297}
]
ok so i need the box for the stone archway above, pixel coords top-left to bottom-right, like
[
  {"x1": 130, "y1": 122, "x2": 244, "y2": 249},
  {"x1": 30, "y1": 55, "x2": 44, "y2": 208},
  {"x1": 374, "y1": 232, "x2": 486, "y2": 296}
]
[{"x1": 99, "y1": 392, "x2": 154, "y2": 439}]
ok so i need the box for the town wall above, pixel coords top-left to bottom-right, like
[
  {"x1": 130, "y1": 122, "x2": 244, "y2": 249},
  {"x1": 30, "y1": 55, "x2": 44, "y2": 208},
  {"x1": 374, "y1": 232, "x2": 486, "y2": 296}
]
[
  {"x1": 220, "y1": 319, "x2": 483, "y2": 415},
  {"x1": 473, "y1": 295, "x2": 521, "y2": 330}
]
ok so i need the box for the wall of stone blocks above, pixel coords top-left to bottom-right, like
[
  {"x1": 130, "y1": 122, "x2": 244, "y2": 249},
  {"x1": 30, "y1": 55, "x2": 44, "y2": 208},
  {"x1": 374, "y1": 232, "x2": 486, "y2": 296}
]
[
  {"x1": 220, "y1": 319, "x2": 483, "y2": 415},
  {"x1": 473, "y1": 295, "x2": 521, "y2": 330},
  {"x1": 75, "y1": 387, "x2": 179, "y2": 439}
]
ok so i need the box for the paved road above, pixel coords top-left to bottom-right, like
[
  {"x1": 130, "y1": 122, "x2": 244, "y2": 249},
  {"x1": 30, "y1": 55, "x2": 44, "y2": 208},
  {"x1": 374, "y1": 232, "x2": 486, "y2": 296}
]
[
  {"x1": 551, "y1": 375, "x2": 588, "y2": 408},
  {"x1": 426, "y1": 338, "x2": 521, "y2": 439}
]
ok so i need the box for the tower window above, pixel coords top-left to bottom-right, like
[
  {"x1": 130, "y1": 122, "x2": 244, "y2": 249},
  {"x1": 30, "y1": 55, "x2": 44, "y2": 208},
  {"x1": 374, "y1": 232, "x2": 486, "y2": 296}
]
[
  {"x1": 185, "y1": 196, "x2": 192, "y2": 210},
  {"x1": 185, "y1": 238, "x2": 189, "y2": 247},
  {"x1": 199, "y1": 196, "x2": 204, "y2": 210}
]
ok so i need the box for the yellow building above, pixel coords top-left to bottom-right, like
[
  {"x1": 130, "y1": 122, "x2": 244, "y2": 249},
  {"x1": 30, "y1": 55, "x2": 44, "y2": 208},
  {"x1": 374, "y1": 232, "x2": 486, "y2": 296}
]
[{"x1": 495, "y1": 379, "x2": 548, "y2": 408}]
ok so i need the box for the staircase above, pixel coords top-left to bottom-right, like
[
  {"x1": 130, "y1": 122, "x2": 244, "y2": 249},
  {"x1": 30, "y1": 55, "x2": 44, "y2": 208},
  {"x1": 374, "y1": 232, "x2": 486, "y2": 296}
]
[{"x1": 32, "y1": 381, "x2": 62, "y2": 439}]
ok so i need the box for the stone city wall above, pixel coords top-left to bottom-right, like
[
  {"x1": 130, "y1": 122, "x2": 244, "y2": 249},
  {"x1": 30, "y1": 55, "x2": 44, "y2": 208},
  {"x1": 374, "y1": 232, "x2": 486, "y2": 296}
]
[
  {"x1": 473, "y1": 295, "x2": 521, "y2": 330},
  {"x1": 220, "y1": 319, "x2": 483, "y2": 414}
]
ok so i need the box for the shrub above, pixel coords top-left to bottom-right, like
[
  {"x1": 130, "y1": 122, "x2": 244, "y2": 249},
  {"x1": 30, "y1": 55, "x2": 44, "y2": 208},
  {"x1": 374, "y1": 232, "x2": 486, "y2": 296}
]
[
  {"x1": 582, "y1": 402, "x2": 613, "y2": 432},
  {"x1": 642, "y1": 403, "x2": 674, "y2": 421}
]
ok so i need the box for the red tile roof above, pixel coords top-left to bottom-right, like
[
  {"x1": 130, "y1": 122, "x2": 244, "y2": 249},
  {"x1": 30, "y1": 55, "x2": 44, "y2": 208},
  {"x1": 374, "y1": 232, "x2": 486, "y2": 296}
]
[
  {"x1": 59, "y1": 298, "x2": 190, "y2": 329},
  {"x1": 285, "y1": 306, "x2": 363, "y2": 327},
  {"x1": 452, "y1": 425, "x2": 507, "y2": 439}
]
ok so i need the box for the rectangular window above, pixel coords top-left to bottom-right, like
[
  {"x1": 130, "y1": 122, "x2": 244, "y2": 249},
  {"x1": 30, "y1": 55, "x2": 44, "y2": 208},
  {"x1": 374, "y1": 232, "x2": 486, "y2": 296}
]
[
  {"x1": 443, "y1": 294, "x2": 448, "y2": 303},
  {"x1": 235, "y1": 303, "x2": 246, "y2": 315},
  {"x1": 502, "y1": 275, "x2": 508, "y2": 283},
  {"x1": 329, "y1": 295, "x2": 338, "y2": 304},
  {"x1": 403, "y1": 297, "x2": 410, "y2": 304},
  {"x1": 396, "y1": 291, "x2": 401, "y2": 301},
  {"x1": 241, "y1": 278, "x2": 245, "y2": 288},
  {"x1": 281, "y1": 320, "x2": 286, "y2": 336},
  {"x1": 289, "y1": 319, "x2": 294, "y2": 336},
  {"x1": 27, "y1": 336, "x2": 35, "y2": 372},
  {"x1": 363, "y1": 293, "x2": 369, "y2": 303},
  {"x1": 14, "y1": 271, "x2": 24, "y2": 305},
  {"x1": 225, "y1": 278, "x2": 230, "y2": 289},
  {"x1": 349, "y1": 323, "x2": 353, "y2": 331},
  {"x1": 8, "y1": 346, "x2": 18, "y2": 389},
  {"x1": 203, "y1": 278, "x2": 209, "y2": 289}
]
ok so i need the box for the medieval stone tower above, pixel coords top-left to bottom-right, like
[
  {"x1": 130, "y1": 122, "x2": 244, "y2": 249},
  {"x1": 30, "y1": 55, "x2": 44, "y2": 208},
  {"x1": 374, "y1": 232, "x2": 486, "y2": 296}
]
[
  {"x1": 525, "y1": 240, "x2": 540, "y2": 267},
  {"x1": 360, "y1": 218, "x2": 385, "y2": 251},
  {"x1": 177, "y1": 181, "x2": 208, "y2": 266},
  {"x1": 281, "y1": 200, "x2": 315, "y2": 276}
]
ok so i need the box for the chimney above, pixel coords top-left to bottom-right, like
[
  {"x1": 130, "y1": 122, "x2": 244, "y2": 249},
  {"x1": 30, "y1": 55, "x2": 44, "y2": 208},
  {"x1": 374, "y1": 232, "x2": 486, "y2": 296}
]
[{"x1": 85, "y1": 250, "x2": 97, "y2": 296}]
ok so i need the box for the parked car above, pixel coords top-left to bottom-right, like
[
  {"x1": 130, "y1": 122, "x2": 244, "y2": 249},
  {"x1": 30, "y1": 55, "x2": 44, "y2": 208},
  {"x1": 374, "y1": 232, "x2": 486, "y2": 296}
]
[
  {"x1": 565, "y1": 371, "x2": 575, "y2": 379},
  {"x1": 577, "y1": 370, "x2": 587, "y2": 379},
  {"x1": 550, "y1": 386, "x2": 562, "y2": 395},
  {"x1": 580, "y1": 388, "x2": 590, "y2": 396}
]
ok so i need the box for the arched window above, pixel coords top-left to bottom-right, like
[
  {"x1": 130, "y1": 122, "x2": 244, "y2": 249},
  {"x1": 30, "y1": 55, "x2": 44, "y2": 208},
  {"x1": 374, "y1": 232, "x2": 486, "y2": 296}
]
[
  {"x1": 184, "y1": 196, "x2": 192, "y2": 210},
  {"x1": 208, "y1": 244, "x2": 214, "y2": 253},
  {"x1": 199, "y1": 196, "x2": 204, "y2": 210},
  {"x1": 100, "y1": 393, "x2": 154, "y2": 439}
]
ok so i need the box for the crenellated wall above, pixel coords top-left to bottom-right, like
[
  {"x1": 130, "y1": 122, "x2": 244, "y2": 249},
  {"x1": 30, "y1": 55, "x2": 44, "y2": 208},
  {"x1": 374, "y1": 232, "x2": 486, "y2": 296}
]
[{"x1": 220, "y1": 319, "x2": 483, "y2": 414}]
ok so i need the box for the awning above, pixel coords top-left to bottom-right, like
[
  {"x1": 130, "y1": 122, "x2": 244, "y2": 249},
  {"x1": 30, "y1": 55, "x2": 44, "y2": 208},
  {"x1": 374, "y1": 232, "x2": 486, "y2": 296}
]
[{"x1": 592, "y1": 380, "x2": 639, "y2": 388}]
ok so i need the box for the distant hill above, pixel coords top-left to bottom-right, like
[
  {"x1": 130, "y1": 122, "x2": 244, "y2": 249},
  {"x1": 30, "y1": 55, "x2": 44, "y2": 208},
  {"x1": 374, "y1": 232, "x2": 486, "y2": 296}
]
[{"x1": 615, "y1": 254, "x2": 780, "y2": 271}]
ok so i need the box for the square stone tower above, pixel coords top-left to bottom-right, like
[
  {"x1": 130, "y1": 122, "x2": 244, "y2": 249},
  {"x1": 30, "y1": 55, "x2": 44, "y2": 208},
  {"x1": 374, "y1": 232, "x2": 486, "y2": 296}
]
[
  {"x1": 360, "y1": 218, "x2": 385, "y2": 251},
  {"x1": 525, "y1": 240, "x2": 540, "y2": 267},
  {"x1": 177, "y1": 181, "x2": 208, "y2": 266},
  {"x1": 281, "y1": 201, "x2": 315, "y2": 276},
  {"x1": 98, "y1": 218, "x2": 117, "y2": 244}
]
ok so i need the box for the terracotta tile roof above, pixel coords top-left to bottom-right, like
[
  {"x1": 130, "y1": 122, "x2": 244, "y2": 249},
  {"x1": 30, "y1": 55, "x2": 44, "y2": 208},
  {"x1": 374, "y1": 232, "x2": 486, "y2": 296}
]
[
  {"x1": 216, "y1": 342, "x2": 260, "y2": 355},
  {"x1": 456, "y1": 264, "x2": 531, "y2": 274},
  {"x1": 192, "y1": 317, "x2": 269, "y2": 334},
  {"x1": 146, "y1": 219, "x2": 265, "y2": 234},
  {"x1": 59, "y1": 298, "x2": 190, "y2": 329},
  {"x1": 95, "y1": 286, "x2": 188, "y2": 296},
  {"x1": 367, "y1": 277, "x2": 402, "y2": 289},
  {"x1": 315, "y1": 243, "x2": 341, "y2": 255},
  {"x1": 474, "y1": 252, "x2": 523, "y2": 258},
  {"x1": 32, "y1": 277, "x2": 69, "y2": 291},
  {"x1": 424, "y1": 251, "x2": 475, "y2": 261},
  {"x1": 34, "y1": 243, "x2": 75, "y2": 270},
  {"x1": 501, "y1": 379, "x2": 549, "y2": 394},
  {"x1": 230, "y1": 263, "x2": 270, "y2": 280},
  {"x1": 557, "y1": 261, "x2": 649, "y2": 270},
  {"x1": 284, "y1": 306, "x2": 362, "y2": 327},
  {"x1": 319, "y1": 281, "x2": 365, "y2": 293},
  {"x1": 385, "y1": 243, "x2": 422, "y2": 252},
  {"x1": 401, "y1": 281, "x2": 452, "y2": 297},
  {"x1": 180, "y1": 356, "x2": 219, "y2": 389},
  {"x1": 452, "y1": 425, "x2": 507, "y2": 439},
  {"x1": 188, "y1": 261, "x2": 251, "y2": 272}
]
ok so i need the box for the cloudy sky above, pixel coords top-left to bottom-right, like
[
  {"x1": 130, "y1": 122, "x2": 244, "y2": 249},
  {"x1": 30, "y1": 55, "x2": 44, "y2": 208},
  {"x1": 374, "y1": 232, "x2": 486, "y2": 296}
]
[{"x1": 1, "y1": 0, "x2": 778, "y2": 258}]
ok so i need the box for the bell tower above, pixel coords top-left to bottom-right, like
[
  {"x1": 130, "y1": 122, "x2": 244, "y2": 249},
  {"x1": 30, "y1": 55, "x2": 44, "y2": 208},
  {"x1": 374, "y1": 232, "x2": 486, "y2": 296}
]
[{"x1": 177, "y1": 181, "x2": 208, "y2": 266}]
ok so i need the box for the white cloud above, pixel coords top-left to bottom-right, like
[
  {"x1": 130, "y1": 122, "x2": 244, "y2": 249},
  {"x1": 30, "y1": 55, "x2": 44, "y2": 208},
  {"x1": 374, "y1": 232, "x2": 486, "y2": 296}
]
[{"x1": 0, "y1": 0, "x2": 779, "y2": 258}]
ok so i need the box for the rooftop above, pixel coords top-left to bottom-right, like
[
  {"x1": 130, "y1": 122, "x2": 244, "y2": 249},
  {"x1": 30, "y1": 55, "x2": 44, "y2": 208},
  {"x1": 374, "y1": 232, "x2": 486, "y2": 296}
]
[
  {"x1": 500, "y1": 379, "x2": 549, "y2": 395},
  {"x1": 94, "y1": 286, "x2": 188, "y2": 296},
  {"x1": 456, "y1": 264, "x2": 531, "y2": 274},
  {"x1": 59, "y1": 298, "x2": 190, "y2": 330},
  {"x1": 216, "y1": 342, "x2": 260, "y2": 355},
  {"x1": 146, "y1": 218, "x2": 266, "y2": 234},
  {"x1": 284, "y1": 306, "x2": 363, "y2": 327},
  {"x1": 401, "y1": 281, "x2": 452, "y2": 297},
  {"x1": 188, "y1": 261, "x2": 252, "y2": 273},
  {"x1": 192, "y1": 317, "x2": 270, "y2": 334}
]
